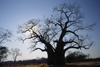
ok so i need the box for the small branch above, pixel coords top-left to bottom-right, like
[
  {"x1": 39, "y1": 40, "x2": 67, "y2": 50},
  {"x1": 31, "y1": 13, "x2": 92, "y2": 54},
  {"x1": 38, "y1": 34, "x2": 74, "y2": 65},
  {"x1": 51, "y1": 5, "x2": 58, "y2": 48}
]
[
  {"x1": 81, "y1": 41, "x2": 94, "y2": 49},
  {"x1": 66, "y1": 30, "x2": 79, "y2": 39},
  {"x1": 74, "y1": 23, "x2": 96, "y2": 32},
  {"x1": 64, "y1": 46, "x2": 81, "y2": 52},
  {"x1": 55, "y1": 23, "x2": 63, "y2": 30},
  {"x1": 30, "y1": 48, "x2": 47, "y2": 53},
  {"x1": 64, "y1": 40, "x2": 79, "y2": 46},
  {"x1": 67, "y1": 21, "x2": 78, "y2": 28}
]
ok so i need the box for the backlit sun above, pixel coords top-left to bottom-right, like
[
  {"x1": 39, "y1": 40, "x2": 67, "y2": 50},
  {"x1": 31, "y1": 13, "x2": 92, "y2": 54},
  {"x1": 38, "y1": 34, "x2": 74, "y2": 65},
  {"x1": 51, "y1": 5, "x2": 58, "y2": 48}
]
[{"x1": 29, "y1": 29, "x2": 33, "y2": 34}]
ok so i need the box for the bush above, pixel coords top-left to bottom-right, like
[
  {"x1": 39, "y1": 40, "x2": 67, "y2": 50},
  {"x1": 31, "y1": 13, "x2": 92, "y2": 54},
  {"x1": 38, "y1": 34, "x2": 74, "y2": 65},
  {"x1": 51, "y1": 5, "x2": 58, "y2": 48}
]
[{"x1": 65, "y1": 51, "x2": 89, "y2": 63}]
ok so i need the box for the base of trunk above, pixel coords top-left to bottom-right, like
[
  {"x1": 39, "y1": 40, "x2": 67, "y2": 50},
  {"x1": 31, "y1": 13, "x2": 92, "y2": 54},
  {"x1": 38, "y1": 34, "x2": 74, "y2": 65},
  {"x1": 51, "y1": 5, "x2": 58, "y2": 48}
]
[
  {"x1": 47, "y1": 59, "x2": 65, "y2": 65},
  {"x1": 47, "y1": 53, "x2": 65, "y2": 65}
]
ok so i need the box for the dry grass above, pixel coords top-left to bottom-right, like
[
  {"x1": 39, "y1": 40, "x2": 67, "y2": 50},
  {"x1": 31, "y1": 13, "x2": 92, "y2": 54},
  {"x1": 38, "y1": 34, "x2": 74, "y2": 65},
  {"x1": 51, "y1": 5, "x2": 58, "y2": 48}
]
[
  {"x1": 66, "y1": 61, "x2": 100, "y2": 66},
  {"x1": 2, "y1": 64, "x2": 49, "y2": 67},
  {"x1": 2, "y1": 61, "x2": 100, "y2": 67}
]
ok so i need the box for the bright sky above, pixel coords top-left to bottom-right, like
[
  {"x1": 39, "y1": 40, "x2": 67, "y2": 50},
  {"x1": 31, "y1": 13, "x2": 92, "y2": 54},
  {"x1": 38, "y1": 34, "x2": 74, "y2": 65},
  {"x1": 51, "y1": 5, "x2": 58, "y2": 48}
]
[{"x1": 0, "y1": 0, "x2": 100, "y2": 61}]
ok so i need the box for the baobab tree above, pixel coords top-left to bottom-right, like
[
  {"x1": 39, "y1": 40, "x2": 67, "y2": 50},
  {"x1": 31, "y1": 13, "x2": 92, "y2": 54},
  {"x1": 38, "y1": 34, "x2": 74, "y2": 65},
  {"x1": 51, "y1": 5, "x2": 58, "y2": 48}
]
[
  {"x1": 9, "y1": 48, "x2": 22, "y2": 66},
  {"x1": 18, "y1": 3, "x2": 95, "y2": 65}
]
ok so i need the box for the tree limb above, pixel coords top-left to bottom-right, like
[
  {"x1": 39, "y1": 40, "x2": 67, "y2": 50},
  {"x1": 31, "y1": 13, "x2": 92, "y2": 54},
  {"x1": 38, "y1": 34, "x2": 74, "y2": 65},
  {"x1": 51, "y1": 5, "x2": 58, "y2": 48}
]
[
  {"x1": 64, "y1": 40, "x2": 80, "y2": 46},
  {"x1": 66, "y1": 30, "x2": 79, "y2": 39},
  {"x1": 74, "y1": 23, "x2": 96, "y2": 32},
  {"x1": 64, "y1": 46, "x2": 81, "y2": 52},
  {"x1": 64, "y1": 41, "x2": 93, "y2": 52},
  {"x1": 30, "y1": 48, "x2": 47, "y2": 53}
]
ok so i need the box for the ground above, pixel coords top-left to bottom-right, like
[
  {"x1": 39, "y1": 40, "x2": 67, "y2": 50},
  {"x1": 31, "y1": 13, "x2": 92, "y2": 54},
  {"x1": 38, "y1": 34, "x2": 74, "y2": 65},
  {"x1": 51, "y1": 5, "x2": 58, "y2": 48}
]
[{"x1": 2, "y1": 61, "x2": 100, "y2": 67}]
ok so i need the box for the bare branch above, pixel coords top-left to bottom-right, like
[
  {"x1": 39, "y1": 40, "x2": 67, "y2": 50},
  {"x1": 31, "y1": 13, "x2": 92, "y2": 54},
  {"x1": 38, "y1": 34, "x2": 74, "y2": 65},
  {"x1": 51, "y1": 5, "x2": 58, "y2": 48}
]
[
  {"x1": 30, "y1": 48, "x2": 47, "y2": 53},
  {"x1": 64, "y1": 40, "x2": 79, "y2": 46},
  {"x1": 64, "y1": 41, "x2": 93, "y2": 52},
  {"x1": 64, "y1": 46, "x2": 81, "y2": 52},
  {"x1": 81, "y1": 41, "x2": 94, "y2": 49},
  {"x1": 0, "y1": 27, "x2": 12, "y2": 44},
  {"x1": 74, "y1": 23, "x2": 96, "y2": 32},
  {"x1": 66, "y1": 30, "x2": 79, "y2": 39}
]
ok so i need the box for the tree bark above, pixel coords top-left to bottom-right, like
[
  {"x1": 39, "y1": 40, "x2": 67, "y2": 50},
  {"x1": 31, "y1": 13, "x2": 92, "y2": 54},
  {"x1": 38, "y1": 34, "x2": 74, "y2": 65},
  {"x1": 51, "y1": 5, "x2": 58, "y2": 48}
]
[
  {"x1": 55, "y1": 49, "x2": 65, "y2": 65},
  {"x1": 47, "y1": 52, "x2": 55, "y2": 65},
  {"x1": 54, "y1": 41, "x2": 65, "y2": 65},
  {"x1": 47, "y1": 51, "x2": 65, "y2": 65},
  {"x1": 47, "y1": 47, "x2": 65, "y2": 65}
]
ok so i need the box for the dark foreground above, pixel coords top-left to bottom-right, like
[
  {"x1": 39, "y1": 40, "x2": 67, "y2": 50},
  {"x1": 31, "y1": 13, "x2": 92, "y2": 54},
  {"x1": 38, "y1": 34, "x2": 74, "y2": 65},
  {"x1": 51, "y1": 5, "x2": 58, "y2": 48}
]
[
  {"x1": 1, "y1": 65, "x2": 100, "y2": 67},
  {"x1": 1, "y1": 61, "x2": 100, "y2": 67},
  {"x1": 49, "y1": 65, "x2": 100, "y2": 67}
]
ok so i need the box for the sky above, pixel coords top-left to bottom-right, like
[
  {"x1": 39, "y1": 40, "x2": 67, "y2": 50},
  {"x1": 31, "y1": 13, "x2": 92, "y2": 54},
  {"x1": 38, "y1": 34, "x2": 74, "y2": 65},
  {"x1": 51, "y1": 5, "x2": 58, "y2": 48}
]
[{"x1": 0, "y1": 0, "x2": 100, "y2": 61}]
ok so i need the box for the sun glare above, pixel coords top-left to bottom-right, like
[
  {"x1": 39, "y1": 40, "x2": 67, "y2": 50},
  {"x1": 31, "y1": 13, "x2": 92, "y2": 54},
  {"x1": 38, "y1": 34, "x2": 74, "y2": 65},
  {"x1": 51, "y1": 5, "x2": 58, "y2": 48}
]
[{"x1": 29, "y1": 29, "x2": 33, "y2": 34}]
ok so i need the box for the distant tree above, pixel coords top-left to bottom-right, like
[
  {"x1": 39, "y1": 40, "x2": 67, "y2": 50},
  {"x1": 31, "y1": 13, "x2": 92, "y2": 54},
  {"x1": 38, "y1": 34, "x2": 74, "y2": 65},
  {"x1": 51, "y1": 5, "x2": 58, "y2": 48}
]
[
  {"x1": 65, "y1": 51, "x2": 89, "y2": 63},
  {"x1": 0, "y1": 46, "x2": 8, "y2": 62},
  {"x1": 18, "y1": 3, "x2": 95, "y2": 65},
  {"x1": 9, "y1": 48, "x2": 22, "y2": 66}
]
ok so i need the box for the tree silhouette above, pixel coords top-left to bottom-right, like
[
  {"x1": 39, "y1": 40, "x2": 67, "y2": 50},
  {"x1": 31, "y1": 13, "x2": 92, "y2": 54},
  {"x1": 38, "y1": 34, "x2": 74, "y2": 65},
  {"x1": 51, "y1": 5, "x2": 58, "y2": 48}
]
[
  {"x1": 9, "y1": 48, "x2": 22, "y2": 66},
  {"x1": 18, "y1": 3, "x2": 95, "y2": 65},
  {"x1": 0, "y1": 46, "x2": 8, "y2": 63}
]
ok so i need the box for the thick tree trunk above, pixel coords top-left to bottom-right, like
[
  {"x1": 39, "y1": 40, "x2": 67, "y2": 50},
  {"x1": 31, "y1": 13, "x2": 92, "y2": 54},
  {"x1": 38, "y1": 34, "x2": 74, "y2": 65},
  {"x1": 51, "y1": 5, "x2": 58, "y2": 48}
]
[
  {"x1": 54, "y1": 50, "x2": 65, "y2": 65},
  {"x1": 46, "y1": 42, "x2": 65, "y2": 65},
  {"x1": 54, "y1": 41, "x2": 65, "y2": 65},
  {"x1": 47, "y1": 52, "x2": 54, "y2": 65},
  {"x1": 47, "y1": 50, "x2": 65, "y2": 65}
]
